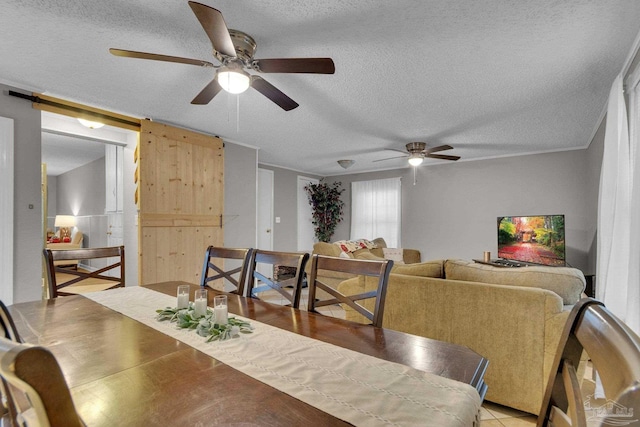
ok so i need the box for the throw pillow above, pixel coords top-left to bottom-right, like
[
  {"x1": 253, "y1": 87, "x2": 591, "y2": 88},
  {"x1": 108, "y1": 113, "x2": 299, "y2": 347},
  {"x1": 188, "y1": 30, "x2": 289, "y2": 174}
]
[
  {"x1": 444, "y1": 259, "x2": 586, "y2": 305},
  {"x1": 353, "y1": 250, "x2": 385, "y2": 261},
  {"x1": 333, "y1": 239, "x2": 378, "y2": 253},
  {"x1": 382, "y1": 248, "x2": 405, "y2": 264}
]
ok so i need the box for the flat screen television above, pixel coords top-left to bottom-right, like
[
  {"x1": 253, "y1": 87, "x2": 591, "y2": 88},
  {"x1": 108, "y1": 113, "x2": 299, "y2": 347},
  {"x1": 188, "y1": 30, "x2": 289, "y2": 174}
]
[{"x1": 497, "y1": 215, "x2": 566, "y2": 266}]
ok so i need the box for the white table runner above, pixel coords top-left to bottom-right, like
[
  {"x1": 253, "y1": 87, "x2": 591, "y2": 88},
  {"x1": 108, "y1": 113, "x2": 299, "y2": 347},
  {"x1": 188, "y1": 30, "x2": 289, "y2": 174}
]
[{"x1": 85, "y1": 287, "x2": 481, "y2": 426}]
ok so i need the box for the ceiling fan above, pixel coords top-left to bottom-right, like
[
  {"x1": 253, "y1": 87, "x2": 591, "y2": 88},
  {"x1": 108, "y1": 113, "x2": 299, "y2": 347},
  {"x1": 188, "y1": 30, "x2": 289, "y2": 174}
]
[
  {"x1": 374, "y1": 142, "x2": 460, "y2": 166},
  {"x1": 109, "y1": 1, "x2": 335, "y2": 111}
]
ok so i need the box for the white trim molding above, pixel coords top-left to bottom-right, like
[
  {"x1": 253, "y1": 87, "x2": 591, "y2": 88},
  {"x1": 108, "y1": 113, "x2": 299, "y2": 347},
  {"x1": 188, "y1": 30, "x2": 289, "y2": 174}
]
[{"x1": 0, "y1": 117, "x2": 14, "y2": 304}]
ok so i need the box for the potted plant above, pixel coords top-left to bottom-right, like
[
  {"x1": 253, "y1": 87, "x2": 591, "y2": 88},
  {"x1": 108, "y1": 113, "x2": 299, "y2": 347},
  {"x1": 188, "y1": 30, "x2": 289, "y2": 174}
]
[{"x1": 304, "y1": 180, "x2": 345, "y2": 242}]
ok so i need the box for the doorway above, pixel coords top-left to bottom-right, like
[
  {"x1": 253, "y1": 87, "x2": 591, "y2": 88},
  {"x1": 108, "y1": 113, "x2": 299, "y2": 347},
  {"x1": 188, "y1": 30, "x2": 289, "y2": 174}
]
[{"x1": 257, "y1": 168, "x2": 274, "y2": 251}]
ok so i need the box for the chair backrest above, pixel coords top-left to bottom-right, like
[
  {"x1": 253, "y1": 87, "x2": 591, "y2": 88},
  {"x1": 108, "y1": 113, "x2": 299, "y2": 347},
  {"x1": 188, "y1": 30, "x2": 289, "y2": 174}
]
[
  {"x1": 43, "y1": 246, "x2": 125, "y2": 298},
  {"x1": 0, "y1": 337, "x2": 84, "y2": 427},
  {"x1": 200, "y1": 246, "x2": 253, "y2": 295},
  {"x1": 0, "y1": 301, "x2": 21, "y2": 343},
  {"x1": 0, "y1": 301, "x2": 21, "y2": 424},
  {"x1": 247, "y1": 250, "x2": 310, "y2": 309},
  {"x1": 307, "y1": 255, "x2": 393, "y2": 328},
  {"x1": 537, "y1": 298, "x2": 640, "y2": 427}
]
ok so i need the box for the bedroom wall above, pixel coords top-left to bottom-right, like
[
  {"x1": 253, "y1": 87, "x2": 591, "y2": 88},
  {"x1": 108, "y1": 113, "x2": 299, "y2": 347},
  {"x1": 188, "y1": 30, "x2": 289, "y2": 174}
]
[
  {"x1": 56, "y1": 156, "x2": 106, "y2": 216},
  {"x1": 327, "y1": 148, "x2": 594, "y2": 273}
]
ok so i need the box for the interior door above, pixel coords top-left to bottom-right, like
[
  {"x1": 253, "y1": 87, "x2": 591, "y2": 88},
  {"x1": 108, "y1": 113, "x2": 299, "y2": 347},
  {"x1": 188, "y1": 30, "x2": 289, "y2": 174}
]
[
  {"x1": 297, "y1": 176, "x2": 318, "y2": 251},
  {"x1": 257, "y1": 169, "x2": 274, "y2": 251},
  {"x1": 137, "y1": 120, "x2": 224, "y2": 285},
  {"x1": 257, "y1": 169, "x2": 274, "y2": 280}
]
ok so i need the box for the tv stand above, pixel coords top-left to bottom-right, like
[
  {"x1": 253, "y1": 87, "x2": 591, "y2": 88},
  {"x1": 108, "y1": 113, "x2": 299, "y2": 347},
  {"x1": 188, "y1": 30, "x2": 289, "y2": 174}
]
[{"x1": 473, "y1": 259, "x2": 530, "y2": 268}]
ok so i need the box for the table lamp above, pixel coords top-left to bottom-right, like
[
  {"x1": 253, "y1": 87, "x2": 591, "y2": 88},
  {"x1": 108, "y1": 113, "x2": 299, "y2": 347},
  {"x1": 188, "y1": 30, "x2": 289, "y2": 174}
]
[{"x1": 54, "y1": 215, "x2": 76, "y2": 240}]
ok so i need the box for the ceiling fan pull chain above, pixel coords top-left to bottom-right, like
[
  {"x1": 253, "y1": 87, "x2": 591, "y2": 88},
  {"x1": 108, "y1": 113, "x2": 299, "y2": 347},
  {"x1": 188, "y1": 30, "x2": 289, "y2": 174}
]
[
  {"x1": 236, "y1": 94, "x2": 240, "y2": 133},
  {"x1": 413, "y1": 166, "x2": 417, "y2": 186}
]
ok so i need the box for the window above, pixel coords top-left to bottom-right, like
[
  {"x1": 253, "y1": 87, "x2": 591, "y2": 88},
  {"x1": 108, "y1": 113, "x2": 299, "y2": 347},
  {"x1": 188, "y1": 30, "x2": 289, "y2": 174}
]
[{"x1": 350, "y1": 177, "x2": 401, "y2": 247}]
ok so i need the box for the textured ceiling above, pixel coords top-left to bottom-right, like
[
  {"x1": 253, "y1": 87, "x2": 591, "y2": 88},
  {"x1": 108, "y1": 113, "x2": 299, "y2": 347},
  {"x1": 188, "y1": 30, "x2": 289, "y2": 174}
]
[{"x1": 3, "y1": 1, "x2": 640, "y2": 175}]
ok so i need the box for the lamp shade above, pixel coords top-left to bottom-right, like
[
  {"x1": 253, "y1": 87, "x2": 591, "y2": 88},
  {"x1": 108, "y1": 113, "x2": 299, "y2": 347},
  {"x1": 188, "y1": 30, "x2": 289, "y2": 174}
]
[
  {"x1": 218, "y1": 68, "x2": 250, "y2": 94},
  {"x1": 408, "y1": 156, "x2": 424, "y2": 166},
  {"x1": 54, "y1": 215, "x2": 76, "y2": 228}
]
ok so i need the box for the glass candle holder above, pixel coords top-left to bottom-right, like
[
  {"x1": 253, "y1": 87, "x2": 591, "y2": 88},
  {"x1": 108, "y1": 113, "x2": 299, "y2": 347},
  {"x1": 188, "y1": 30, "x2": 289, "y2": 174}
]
[
  {"x1": 193, "y1": 288, "x2": 208, "y2": 318},
  {"x1": 214, "y1": 295, "x2": 228, "y2": 325},
  {"x1": 176, "y1": 285, "x2": 190, "y2": 309}
]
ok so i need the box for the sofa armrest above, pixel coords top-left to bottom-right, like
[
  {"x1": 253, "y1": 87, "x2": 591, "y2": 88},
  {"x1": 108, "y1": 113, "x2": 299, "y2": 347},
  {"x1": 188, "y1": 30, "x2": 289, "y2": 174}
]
[{"x1": 339, "y1": 273, "x2": 567, "y2": 414}]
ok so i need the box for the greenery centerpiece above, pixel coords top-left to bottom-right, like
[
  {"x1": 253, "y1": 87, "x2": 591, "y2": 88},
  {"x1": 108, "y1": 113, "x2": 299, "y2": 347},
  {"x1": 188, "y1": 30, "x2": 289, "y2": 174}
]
[
  {"x1": 304, "y1": 180, "x2": 345, "y2": 242},
  {"x1": 156, "y1": 304, "x2": 253, "y2": 342}
]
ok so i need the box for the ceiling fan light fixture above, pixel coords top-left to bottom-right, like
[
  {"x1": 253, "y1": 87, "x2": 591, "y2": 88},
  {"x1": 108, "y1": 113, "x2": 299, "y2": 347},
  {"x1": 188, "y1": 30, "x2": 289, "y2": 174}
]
[
  {"x1": 408, "y1": 155, "x2": 424, "y2": 166},
  {"x1": 77, "y1": 118, "x2": 105, "y2": 129},
  {"x1": 337, "y1": 160, "x2": 355, "y2": 169},
  {"x1": 217, "y1": 66, "x2": 250, "y2": 94}
]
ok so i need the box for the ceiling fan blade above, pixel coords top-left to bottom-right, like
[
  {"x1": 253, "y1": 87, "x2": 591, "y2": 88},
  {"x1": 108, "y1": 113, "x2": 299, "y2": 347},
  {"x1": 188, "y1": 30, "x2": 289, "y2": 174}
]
[
  {"x1": 373, "y1": 155, "x2": 408, "y2": 163},
  {"x1": 109, "y1": 48, "x2": 214, "y2": 67},
  {"x1": 251, "y1": 76, "x2": 299, "y2": 111},
  {"x1": 427, "y1": 154, "x2": 460, "y2": 161},
  {"x1": 252, "y1": 58, "x2": 335, "y2": 74},
  {"x1": 191, "y1": 78, "x2": 223, "y2": 105},
  {"x1": 384, "y1": 148, "x2": 410, "y2": 155},
  {"x1": 426, "y1": 144, "x2": 453, "y2": 154},
  {"x1": 188, "y1": 1, "x2": 236, "y2": 58}
]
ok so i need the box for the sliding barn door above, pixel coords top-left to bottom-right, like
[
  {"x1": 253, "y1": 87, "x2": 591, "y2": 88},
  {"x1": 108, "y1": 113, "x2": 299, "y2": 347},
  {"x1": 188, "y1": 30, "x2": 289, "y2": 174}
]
[{"x1": 137, "y1": 120, "x2": 223, "y2": 285}]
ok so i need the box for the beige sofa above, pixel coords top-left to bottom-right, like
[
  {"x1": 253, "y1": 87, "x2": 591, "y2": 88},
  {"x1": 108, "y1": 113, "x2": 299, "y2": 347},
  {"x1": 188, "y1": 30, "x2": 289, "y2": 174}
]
[
  {"x1": 309, "y1": 237, "x2": 422, "y2": 291},
  {"x1": 337, "y1": 258, "x2": 586, "y2": 415}
]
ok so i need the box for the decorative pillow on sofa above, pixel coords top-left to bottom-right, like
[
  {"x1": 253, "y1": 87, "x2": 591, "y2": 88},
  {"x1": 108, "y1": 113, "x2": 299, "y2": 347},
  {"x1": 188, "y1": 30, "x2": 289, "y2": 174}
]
[
  {"x1": 333, "y1": 239, "x2": 377, "y2": 253},
  {"x1": 353, "y1": 250, "x2": 385, "y2": 261},
  {"x1": 391, "y1": 260, "x2": 444, "y2": 278},
  {"x1": 382, "y1": 248, "x2": 405, "y2": 264},
  {"x1": 444, "y1": 259, "x2": 585, "y2": 305}
]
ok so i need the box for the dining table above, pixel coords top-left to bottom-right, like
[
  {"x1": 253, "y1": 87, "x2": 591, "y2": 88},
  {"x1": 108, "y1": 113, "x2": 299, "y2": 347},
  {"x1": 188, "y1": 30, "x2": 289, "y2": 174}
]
[{"x1": 8, "y1": 281, "x2": 488, "y2": 426}]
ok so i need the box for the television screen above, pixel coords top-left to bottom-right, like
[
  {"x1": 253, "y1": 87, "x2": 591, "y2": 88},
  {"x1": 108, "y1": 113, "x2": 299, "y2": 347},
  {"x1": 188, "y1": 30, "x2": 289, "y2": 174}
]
[{"x1": 497, "y1": 215, "x2": 565, "y2": 266}]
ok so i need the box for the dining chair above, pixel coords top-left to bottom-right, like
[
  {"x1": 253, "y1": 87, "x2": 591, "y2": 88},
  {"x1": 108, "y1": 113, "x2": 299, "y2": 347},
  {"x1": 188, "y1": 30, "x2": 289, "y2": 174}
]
[
  {"x1": 537, "y1": 298, "x2": 640, "y2": 427},
  {"x1": 0, "y1": 337, "x2": 84, "y2": 427},
  {"x1": 307, "y1": 255, "x2": 393, "y2": 327},
  {"x1": 246, "y1": 250, "x2": 310, "y2": 309},
  {"x1": 43, "y1": 246, "x2": 125, "y2": 298},
  {"x1": 200, "y1": 246, "x2": 253, "y2": 295},
  {"x1": 0, "y1": 301, "x2": 21, "y2": 425}
]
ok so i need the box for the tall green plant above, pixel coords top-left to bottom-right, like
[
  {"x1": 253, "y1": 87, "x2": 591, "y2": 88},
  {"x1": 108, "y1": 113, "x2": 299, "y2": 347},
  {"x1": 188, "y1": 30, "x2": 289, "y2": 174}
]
[{"x1": 304, "y1": 180, "x2": 345, "y2": 242}]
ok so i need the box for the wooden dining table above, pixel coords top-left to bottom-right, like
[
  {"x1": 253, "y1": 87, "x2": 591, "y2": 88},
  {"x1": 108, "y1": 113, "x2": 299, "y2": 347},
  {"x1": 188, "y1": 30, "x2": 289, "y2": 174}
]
[{"x1": 8, "y1": 281, "x2": 488, "y2": 426}]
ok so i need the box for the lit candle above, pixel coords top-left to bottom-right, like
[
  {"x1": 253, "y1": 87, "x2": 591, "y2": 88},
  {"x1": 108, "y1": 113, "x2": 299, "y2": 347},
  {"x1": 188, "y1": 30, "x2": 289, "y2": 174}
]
[
  {"x1": 214, "y1": 295, "x2": 228, "y2": 324},
  {"x1": 193, "y1": 289, "x2": 208, "y2": 317},
  {"x1": 176, "y1": 285, "x2": 189, "y2": 309}
]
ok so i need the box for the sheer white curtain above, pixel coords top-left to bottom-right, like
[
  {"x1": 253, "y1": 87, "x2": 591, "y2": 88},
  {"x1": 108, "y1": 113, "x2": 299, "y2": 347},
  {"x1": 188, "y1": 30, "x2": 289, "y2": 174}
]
[
  {"x1": 597, "y1": 73, "x2": 639, "y2": 335},
  {"x1": 350, "y1": 178, "x2": 401, "y2": 247}
]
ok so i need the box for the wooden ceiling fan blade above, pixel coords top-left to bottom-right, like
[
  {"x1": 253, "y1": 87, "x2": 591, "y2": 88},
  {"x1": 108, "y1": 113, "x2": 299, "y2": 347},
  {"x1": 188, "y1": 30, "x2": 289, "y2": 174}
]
[
  {"x1": 251, "y1": 76, "x2": 299, "y2": 111},
  {"x1": 109, "y1": 48, "x2": 214, "y2": 67},
  {"x1": 426, "y1": 144, "x2": 453, "y2": 154},
  {"x1": 191, "y1": 79, "x2": 223, "y2": 104},
  {"x1": 188, "y1": 1, "x2": 236, "y2": 58},
  {"x1": 373, "y1": 155, "x2": 408, "y2": 163},
  {"x1": 253, "y1": 58, "x2": 335, "y2": 74},
  {"x1": 427, "y1": 154, "x2": 460, "y2": 161}
]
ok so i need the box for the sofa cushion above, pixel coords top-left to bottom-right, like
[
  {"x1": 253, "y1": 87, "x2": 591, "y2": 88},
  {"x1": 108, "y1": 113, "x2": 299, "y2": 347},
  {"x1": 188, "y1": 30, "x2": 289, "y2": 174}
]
[
  {"x1": 444, "y1": 259, "x2": 585, "y2": 305},
  {"x1": 353, "y1": 250, "x2": 385, "y2": 261},
  {"x1": 391, "y1": 260, "x2": 444, "y2": 278}
]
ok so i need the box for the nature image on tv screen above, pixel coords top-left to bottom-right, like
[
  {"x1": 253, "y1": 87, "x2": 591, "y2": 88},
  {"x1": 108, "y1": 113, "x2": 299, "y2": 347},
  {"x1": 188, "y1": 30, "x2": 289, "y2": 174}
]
[{"x1": 497, "y1": 215, "x2": 565, "y2": 266}]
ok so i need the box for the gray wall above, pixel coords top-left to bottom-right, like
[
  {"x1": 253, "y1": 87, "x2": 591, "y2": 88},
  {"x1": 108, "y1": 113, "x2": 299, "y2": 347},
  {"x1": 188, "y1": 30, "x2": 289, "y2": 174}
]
[
  {"x1": 327, "y1": 148, "x2": 595, "y2": 273},
  {"x1": 56, "y1": 157, "x2": 105, "y2": 216},
  {"x1": 584, "y1": 119, "x2": 606, "y2": 275},
  {"x1": 259, "y1": 164, "x2": 322, "y2": 252},
  {"x1": 0, "y1": 85, "x2": 43, "y2": 303},
  {"x1": 224, "y1": 142, "x2": 258, "y2": 248}
]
